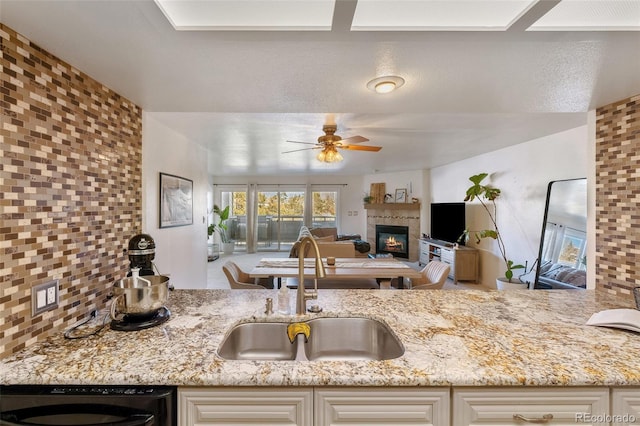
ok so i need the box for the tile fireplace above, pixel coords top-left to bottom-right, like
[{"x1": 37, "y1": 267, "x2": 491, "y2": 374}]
[{"x1": 376, "y1": 225, "x2": 409, "y2": 259}]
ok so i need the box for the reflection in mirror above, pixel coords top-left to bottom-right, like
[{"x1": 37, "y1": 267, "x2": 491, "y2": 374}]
[{"x1": 534, "y1": 178, "x2": 587, "y2": 290}]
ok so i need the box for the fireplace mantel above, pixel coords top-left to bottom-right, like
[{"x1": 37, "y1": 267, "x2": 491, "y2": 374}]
[{"x1": 364, "y1": 203, "x2": 420, "y2": 210}]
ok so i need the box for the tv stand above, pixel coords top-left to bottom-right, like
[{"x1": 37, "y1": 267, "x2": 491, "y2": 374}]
[{"x1": 419, "y1": 238, "x2": 479, "y2": 284}]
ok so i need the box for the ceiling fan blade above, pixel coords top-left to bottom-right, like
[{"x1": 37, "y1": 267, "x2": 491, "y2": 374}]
[
  {"x1": 286, "y1": 140, "x2": 319, "y2": 145},
  {"x1": 340, "y1": 144, "x2": 382, "y2": 152},
  {"x1": 337, "y1": 135, "x2": 369, "y2": 144},
  {"x1": 282, "y1": 147, "x2": 321, "y2": 154}
]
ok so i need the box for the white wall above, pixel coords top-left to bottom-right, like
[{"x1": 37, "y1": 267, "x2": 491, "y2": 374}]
[
  {"x1": 142, "y1": 113, "x2": 209, "y2": 289},
  {"x1": 430, "y1": 126, "x2": 589, "y2": 287},
  {"x1": 211, "y1": 175, "x2": 366, "y2": 236}
]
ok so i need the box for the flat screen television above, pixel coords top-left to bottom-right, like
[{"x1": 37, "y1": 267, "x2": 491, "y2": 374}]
[{"x1": 430, "y1": 202, "x2": 466, "y2": 245}]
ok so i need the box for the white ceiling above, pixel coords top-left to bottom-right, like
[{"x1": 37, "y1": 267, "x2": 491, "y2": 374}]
[{"x1": 1, "y1": 0, "x2": 639, "y2": 176}]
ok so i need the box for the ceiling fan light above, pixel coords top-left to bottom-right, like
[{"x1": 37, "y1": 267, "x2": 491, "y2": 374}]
[
  {"x1": 366, "y1": 75, "x2": 405, "y2": 94},
  {"x1": 335, "y1": 150, "x2": 343, "y2": 162},
  {"x1": 317, "y1": 150, "x2": 326, "y2": 162}
]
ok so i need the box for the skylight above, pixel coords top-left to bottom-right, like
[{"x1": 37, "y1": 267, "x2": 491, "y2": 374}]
[
  {"x1": 528, "y1": 0, "x2": 640, "y2": 31},
  {"x1": 154, "y1": 0, "x2": 336, "y2": 31},
  {"x1": 351, "y1": 0, "x2": 539, "y2": 31}
]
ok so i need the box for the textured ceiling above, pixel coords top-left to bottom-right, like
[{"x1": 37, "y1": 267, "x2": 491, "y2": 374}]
[{"x1": 1, "y1": 0, "x2": 639, "y2": 176}]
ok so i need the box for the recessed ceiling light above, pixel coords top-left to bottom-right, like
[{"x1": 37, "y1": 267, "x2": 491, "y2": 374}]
[{"x1": 367, "y1": 76, "x2": 405, "y2": 94}]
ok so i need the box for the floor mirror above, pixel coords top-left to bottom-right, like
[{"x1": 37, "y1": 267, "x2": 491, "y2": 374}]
[{"x1": 533, "y1": 178, "x2": 587, "y2": 290}]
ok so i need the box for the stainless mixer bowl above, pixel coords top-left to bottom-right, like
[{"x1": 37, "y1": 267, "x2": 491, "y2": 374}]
[{"x1": 110, "y1": 275, "x2": 170, "y2": 319}]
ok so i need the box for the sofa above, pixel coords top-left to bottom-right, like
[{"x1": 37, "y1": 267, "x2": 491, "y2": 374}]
[
  {"x1": 289, "y1": 226, "x2": 354, "y2": 258},
  {"x1": 309, "y1": 227, "x2": 370, "y2": 257},
  {"x1": 287, "y1": 226, "x2": 378, "y2": 289}
]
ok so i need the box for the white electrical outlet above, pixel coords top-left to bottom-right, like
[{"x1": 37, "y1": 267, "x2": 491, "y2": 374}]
[{"x1": 47, "y1": 285, "x2": 56, "y2": 304}]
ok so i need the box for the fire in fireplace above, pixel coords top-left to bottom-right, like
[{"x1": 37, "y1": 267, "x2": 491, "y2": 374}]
[{"x1": 376, "y1": 225, "x2": 409, "y2": 259}]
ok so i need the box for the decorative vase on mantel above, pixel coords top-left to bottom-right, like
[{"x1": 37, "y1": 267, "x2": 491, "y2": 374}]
[{"x1": 496, "y1": 277, "x2": 529, "y2": 290}]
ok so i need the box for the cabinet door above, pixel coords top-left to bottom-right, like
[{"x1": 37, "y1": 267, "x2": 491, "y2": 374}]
[
  {"x1": 179, "y1": 387, "x2": 313, "y2": 426},
  {"x1": 419, "y1": 240, "x2": 430, "y2": 266},
  {"x1": 315, "y1": 387, "x2": 449, "y2": 426},
  {"x1": 453, "y1": 387, "x2": 609, "y2": 426},
  {"x1": 612, "y1": 388, "x2": 640, "y2": 426},
  {"x1": 440, "y1": 249, "x2": 454, "y2": 280}
]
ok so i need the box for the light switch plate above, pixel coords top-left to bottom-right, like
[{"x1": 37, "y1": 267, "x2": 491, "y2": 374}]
[{"x1": 32, "y1": 280, "x2": 59, "y2": 316}]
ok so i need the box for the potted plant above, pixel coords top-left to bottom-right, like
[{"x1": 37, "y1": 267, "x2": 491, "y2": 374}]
[
  {"x1": 211, "y1": 204, "x2": 235, "y2": 255},
  {"x1": 458, "y1": 173, "x2": 527, "y2": 289}
]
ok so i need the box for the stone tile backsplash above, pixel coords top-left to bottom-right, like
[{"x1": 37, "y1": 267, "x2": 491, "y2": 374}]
[
  {"x1": 0, "y1": 24, "x2": 142, "y2": 358},
  {"x1": 595, "y1": 94, "x2": 640, "y2": 296}
]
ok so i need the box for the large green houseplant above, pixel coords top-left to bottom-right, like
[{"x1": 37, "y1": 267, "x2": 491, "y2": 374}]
[
  {"x1": 209, "y1": 204, "x2": 234, "y2": 254},
  {"x1": 458, "y1": 173, "x2": 525, "y2": 284}
]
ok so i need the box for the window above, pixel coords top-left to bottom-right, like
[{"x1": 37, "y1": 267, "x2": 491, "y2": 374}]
[{"x1": 311, "y1": 190, "x2": 337, "y2": 228}]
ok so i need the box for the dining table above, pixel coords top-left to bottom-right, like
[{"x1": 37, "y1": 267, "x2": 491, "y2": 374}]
[{"x1": 249, "y1": 257, "x2": 423, "y2": 289}]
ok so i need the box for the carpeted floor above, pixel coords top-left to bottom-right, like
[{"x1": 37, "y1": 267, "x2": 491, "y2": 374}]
[{"x1": 207, "y1": 251, "x2": 488, "y2": 290}]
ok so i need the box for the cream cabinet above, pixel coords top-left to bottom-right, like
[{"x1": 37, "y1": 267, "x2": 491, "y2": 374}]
[
  {"x1": 419, "y1": 239, "x2": 478, "y2": 283},
  {"x1": 179, "y1": 387, "x2": 448, "y2": 426},
  {"x1": 453, "y1": 387, "x2": 609, "y2": 426},
  {"x1": 612, "y1": 388, "x2": 640, "y2": 426},
  {"x1": 178, "y1": 387, "x2": 313, "y2": 426},
  {"x1": 315, "y1": 388, "x2": 449, "y2": 426},
  {"x1": 179, "y1": 386, "x2": 636, "y2": 426}
]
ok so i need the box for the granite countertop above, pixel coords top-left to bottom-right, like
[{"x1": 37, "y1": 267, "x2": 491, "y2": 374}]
[{"x1": 2, "y1": 289, "x2": 640, "y2": 387}]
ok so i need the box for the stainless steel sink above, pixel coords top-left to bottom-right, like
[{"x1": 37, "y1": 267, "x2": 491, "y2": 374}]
[
  {"x1": 217, "y1": 317, "x2": 404, "y2": 361},
  {"x1": 304, "y1": 317, "x2": 404, "y2": 361},
  {"x1": 217, "y1": 322, "x2": 297, "y2": 360}
]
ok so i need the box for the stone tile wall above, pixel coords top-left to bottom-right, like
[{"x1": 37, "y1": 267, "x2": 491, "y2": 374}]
[
  {"x1": 366, "y1": 205, "x2": 420, "y2": 262},
  {"x1": 595, "y1": 94, "x2": 640, "y2": 296},
  {"x1": 0, "y1": 24, "x2": 142, "y2": 358}
]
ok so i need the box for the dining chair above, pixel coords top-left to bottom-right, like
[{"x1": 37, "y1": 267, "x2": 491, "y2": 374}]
[
  {"x1": 222, "y1": 261, "x2": 270, "y2": 290},
  {"x1": 391, "y1": 261, "x2": 450, "y2": 290}
]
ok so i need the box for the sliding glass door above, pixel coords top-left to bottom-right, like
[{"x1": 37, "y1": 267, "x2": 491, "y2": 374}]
[
  {"x1": 214, "y1": 184, "x2": 341, "y2": 253},
  {"x1": 311, "y1": 190, "x2": 337, "y2": 228},
  {"x1": 218, "y1": 189, "x2": 248, "y2": 252},
  {"x1": 257, "y1": 188, "x2": 304, "y2": 251}
]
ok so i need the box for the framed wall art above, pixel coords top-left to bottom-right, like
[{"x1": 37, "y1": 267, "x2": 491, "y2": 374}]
[
  {"x1": 395, "y1": 188, "x2": 407, "y2": 203},
  {"x1": 159, "y1": 172, "x2": 193, "y2": 228}
]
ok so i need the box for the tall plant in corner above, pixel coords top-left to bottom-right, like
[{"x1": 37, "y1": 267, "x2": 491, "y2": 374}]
[
  {"x1": 209, "y1": 204, "x2": 231, "y2": 244},
  {"x1": 458, "y1": 173, "x2": 525, "y2": 282}
]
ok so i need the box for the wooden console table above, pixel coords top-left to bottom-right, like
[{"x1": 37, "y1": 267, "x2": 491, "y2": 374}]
[{"x1": 419, "y1": 239, "x2": 478, "y2": 284}]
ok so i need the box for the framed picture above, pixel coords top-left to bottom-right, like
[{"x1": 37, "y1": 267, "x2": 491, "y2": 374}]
[
  {"x1": 395, "y1": 188, "x2": 407, "y2": 203},
  {"x1": 159, "y1": 172, "x2": 193, "y2": 228}
]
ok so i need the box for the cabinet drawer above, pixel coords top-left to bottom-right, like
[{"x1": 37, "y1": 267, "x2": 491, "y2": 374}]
[
  {"x1": 179, "y1": 387, "x2": 313, "y2": 426},
  {"x1": 315, "y1": 387, "x2": 449, "y2": 426},
  {"x1": 453, "y1": 387, "x2": 609, "y2": 426},
  {"x1": 440, "y1": 249, "x2": 454, "y2": 263}
]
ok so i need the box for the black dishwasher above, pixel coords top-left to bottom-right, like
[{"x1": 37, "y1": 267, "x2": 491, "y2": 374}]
[{"x1": 0, "y1": 385, "x2": 176, "y2": 426}]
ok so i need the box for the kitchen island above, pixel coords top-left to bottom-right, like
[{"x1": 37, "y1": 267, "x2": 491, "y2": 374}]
[
  {"x1": 1, "y1": 289, "x2": 639, "y2": 386},
  {"x1": 2, "y1": 289, "x2": 640, "y2": 425}
]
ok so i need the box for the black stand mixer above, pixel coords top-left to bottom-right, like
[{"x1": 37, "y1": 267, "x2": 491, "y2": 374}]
[
  {"x1": 111, "y1": 234, "x2": 171, "y2": 331},
  {"x1": 126, "y1": 233, "x2": 157, "y2": 276}
]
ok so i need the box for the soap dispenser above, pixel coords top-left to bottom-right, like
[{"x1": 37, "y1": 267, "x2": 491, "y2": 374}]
[{"x1": 277, "y1": 285, "x2": 290, "y2": 315}]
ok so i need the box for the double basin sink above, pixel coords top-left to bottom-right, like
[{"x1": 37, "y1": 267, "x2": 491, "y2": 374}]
[{"x1": 218, "y1": 317, "x2": 404, "y2": 361}]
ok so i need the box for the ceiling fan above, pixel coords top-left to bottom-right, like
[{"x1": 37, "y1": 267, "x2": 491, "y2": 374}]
[{"x1": 283, "y1": 124, "x2": 382, "y2": 163}]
